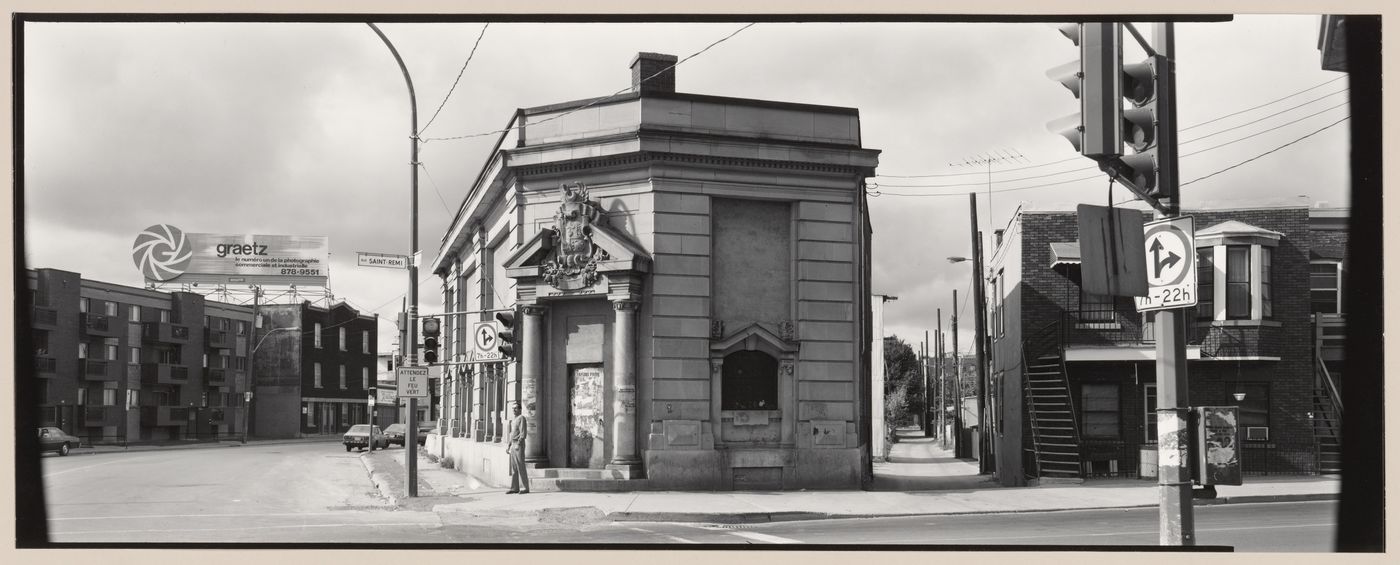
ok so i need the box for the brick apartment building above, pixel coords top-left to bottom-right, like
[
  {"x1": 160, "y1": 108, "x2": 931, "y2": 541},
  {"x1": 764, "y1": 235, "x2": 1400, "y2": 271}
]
[
  {"x1": 983, "y1": 204, "x2": 1346, "y2": 486},
  {"x1": 426, "y1": 52, "x2": 879, "y2": 490},
  {"x1": 250, "y1": 302, "x2": 378, "y2": 438},
  {"x1": 26, "y1": 268, "x2": 254, "y2": 444}
]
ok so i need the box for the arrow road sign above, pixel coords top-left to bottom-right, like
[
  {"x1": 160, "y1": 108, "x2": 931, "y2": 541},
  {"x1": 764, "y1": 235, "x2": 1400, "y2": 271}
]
[
  {"x1": 1136, "y1": 216, "x2": 1196, "y2": 312},
  {"x1": 471, "y1": 321, "x2": 505, "y2": 362}
]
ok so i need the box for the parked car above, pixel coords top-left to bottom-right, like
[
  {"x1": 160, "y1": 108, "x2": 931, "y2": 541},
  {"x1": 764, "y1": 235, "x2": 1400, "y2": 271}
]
[
  {"x1": 417, "y1": 422, "x2": 436, "y2": 445},
  {"x1": 383, "y1": 423, "x2": 407, "y2": 447},
  {"x1": 342, "y1": 424, "x2": 388, "y2": 452},
  {"x1": 38, "y1": 427, "x2": 81, "y2": 456}
]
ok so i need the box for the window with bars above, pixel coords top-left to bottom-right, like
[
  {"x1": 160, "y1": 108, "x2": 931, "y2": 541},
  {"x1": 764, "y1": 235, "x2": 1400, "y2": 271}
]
[
  {"x1": 1078, "y1": 290, "x2": 1117, "y2": 324},
  {"x1": 1080, "y1": 382, "x2": 1120, "y2": 439}
]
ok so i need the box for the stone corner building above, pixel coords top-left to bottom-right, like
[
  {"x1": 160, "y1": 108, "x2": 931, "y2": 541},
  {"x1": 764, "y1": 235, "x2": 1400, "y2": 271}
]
[{"x1": 428, "y1": 53, "x2": 880, "y2": 490}]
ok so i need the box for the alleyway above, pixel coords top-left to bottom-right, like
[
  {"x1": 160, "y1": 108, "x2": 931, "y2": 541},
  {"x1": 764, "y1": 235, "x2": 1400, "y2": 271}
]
[{"x1": 871, "y1": 426, "x2": 1000, "y2": 491}]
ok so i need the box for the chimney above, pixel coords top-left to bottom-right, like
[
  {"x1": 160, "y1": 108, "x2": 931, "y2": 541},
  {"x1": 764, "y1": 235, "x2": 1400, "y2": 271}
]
[
  {"x1": 631, "y1": 52, "x2": 678, "y2": 95},
  {"x1": 994, "y1": 229, "x2": 1005, "y2": 247}
]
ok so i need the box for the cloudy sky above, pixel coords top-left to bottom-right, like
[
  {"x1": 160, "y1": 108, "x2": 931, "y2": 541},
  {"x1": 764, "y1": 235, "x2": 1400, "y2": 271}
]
[{"x1": 20, "y1": 14, "x2": 1353, "y2": 356}]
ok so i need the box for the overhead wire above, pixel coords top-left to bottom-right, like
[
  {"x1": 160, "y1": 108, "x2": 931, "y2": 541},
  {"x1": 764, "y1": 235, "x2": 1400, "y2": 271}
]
[
  {"x1": 419, "y1": 23, "x2": 490, "y2": 136},
  {"x1": 420, "y1": 23, "x2": 756, "y2": 144},
  {"x1": 875, "y1": 76, "x2": 1350, "y2": 180}
]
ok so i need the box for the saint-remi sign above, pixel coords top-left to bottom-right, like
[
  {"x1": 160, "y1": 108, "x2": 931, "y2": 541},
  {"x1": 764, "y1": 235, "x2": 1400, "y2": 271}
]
[{"x1": 357, "y1": 252, "x2": 409, "y2": 269}]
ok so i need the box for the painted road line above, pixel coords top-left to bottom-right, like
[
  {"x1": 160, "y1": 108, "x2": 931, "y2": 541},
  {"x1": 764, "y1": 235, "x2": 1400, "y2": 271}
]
[
  {"x1": 725, "y1": 531, "x2": 803, "y2": 544},
  {"x1": 629, "y1": 527, "x2": 700, "y2": 544},
  {"x1": 911, "y1": 522, "x2": 1335, "y2": 544},
  {"x1": 54, "y1": 521, "x2": 441, "y2": 535}
]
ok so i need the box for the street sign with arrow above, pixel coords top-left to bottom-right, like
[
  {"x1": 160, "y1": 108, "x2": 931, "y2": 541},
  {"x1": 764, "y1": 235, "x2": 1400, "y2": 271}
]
[
  {"x1": 471, "y1": 320, "x2": 505, "y2": 362},
  {"x1": 1135, "y1": 215, "x2": 1196, "y2": 312}
]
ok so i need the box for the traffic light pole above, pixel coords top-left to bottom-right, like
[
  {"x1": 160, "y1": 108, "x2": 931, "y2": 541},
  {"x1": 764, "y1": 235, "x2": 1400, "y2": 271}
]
[
  {"x1": 1149, "y1": 22, "x2": 1193, "y2": 546},
  {"x1": 368, "y1": 22, "x2": 419, "y2": 498}
]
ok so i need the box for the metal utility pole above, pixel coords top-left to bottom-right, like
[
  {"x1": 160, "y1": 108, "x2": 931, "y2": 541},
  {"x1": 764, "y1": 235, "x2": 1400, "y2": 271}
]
[
  {"x1": 1149, "y1": 22, "x2": 1192, "y2": 546},
  {"x1": 936, "y1": 309, "x2": 943, "y2": 444},
  {"x1": 951, "y1": 289, "x2": 961, "y2": 456},
  {"x1": 369, "y1": 22, "x2": 420, "y2": 498},
  {"x1": 969, "y1": 194, "x2": 991, "y2": 475},
  {"x1": 922, "y1": 331, "x2": 931, "y2": 436}
]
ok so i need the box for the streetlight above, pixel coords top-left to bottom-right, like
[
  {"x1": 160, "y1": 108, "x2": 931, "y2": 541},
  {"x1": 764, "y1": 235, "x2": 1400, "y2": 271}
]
[{"x1": 948, "y1": 245, "x2": 991, "y2": 475}]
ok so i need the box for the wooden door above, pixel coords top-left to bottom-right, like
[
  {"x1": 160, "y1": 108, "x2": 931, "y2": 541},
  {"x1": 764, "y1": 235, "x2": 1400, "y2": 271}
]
[{"x1": 568, "y1": 365, "x2": 605, "y2": 468}]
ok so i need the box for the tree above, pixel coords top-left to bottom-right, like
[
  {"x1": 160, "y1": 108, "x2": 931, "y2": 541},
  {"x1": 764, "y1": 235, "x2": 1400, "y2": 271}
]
[{"x1": 882, "y1": 336, "x2": 925, "y2": 430}]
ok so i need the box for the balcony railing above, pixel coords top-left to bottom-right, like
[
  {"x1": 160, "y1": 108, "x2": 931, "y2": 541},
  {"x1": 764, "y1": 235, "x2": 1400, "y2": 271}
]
[
  {"x1": 140, "y1": 363, "x2": 190, "y2": 385},
  {"x1": 82, "y1": 359, "x2": 122, "y2": 382},
  {"x1": 140, "y1": 406, "x2": 190, "y2": 427},
  {"x1": 80, "y1": 405, "x2": 124, "y2": 427},
  {"x1": 206, "y1": 329, "x2": 232, "y2": 349},
  {"x1": 80, "y1": 313, "x2": 124, "y2": 337},
  {"x1": 35, "y1": 356, "x2": 57, "y2": 375},
  {"x1": 33, "y1": 306, "x2": 59, "y2": 327},
  {"x1": 206, "y1": 368, "x2": 228, "y2": 386},
  {"x1": 142, "y1": 322, "x2": 192, "y2": 343}
]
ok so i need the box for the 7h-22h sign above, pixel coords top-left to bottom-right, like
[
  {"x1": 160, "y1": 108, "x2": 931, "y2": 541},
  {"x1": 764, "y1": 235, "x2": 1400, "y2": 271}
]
[{"x1": 1135, "y1": 216, "x2": 1196, "y2": 312}]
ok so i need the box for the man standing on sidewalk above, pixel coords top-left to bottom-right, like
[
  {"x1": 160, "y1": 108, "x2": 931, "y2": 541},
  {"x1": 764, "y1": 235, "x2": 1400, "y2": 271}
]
[{"x1": 506, "y1": 402, "x2": 530, "y2": 494}]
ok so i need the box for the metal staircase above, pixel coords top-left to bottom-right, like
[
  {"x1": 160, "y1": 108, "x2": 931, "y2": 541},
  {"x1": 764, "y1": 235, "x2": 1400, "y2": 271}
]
[
  {"x1": 1022, "y1": 320, "x2": 1083, "y2": 479},
  {"x1": 1313, "y1": 355, "x2": 1343, "y2": 475}
]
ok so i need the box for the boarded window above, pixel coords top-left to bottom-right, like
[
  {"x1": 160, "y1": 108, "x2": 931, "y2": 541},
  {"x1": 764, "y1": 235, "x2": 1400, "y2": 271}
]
[
  {"x1": 721, "y1": 350, "x2": 779, "y2": 410},
  {"x1": 1080, "y1": 382, "x2": 1120, "y2": 439}
]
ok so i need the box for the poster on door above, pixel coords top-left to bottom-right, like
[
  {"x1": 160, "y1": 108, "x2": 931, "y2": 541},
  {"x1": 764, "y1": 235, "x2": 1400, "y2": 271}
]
[{"x1": 569, "y1": 365, "x2": 606, "y2": 469}]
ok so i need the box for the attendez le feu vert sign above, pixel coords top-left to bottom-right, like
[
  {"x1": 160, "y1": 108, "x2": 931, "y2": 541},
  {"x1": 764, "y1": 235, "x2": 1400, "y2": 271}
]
[{"x1": 396, "y1": 366, "x2": 429, "y2": 399}]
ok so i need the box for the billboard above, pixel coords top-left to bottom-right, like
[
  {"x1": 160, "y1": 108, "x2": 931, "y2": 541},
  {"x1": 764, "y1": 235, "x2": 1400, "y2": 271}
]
[{"x1": 133, "y1": 224, "x2": 328, "y2": 286}]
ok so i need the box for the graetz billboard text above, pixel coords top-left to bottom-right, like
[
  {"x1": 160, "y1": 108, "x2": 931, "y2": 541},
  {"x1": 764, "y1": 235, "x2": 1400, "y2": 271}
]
[{"x1": 133, "y1": 224, "x2": 329, "y2": 286}]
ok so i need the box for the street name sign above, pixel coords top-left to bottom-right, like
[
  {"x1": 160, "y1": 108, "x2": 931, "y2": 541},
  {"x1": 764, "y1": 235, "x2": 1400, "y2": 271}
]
[
  {"x1": 396, "y1": 366, "x2": 430, "y2": 399},
  {"x1": 1135, "y1": 215, "x2": 1197, "y2": 312},
  {"x1": 470, "y1": 320, "x2": 505, "y2": 362},
  {"x1": 357, "y1": 252, "x2": 408, "y2": 269}
]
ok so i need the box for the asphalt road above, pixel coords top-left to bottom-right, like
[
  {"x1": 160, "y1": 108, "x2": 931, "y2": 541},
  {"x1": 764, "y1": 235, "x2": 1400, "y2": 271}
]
[{"x1": 40, "y1": 443, "x2": 1337, "y2": 550}]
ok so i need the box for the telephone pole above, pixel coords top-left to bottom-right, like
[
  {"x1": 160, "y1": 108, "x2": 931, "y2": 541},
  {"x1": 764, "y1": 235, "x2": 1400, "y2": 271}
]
[
  {"x1": 969, "y1": 194, "x2": 991, "y2": 475},
  {"x1": 1149, "y1": 22, "x2": 1193, "y2": 546}
]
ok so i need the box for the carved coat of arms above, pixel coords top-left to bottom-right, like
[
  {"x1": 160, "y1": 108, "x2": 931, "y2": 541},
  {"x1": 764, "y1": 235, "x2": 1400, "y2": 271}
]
[{"x1": 543, "y1": 183, "x2": 609, "y2": 290}]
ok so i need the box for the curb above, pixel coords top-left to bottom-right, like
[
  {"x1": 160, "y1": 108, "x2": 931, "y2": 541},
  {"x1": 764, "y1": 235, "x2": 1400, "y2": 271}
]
[
  {"x1": 360, "y1": 452, "x2": 404, "y2": 506},
  {"x1": 71, "y1": 437, "x2": 341, "y2": 456},
  {"x1": 603, "y1": 493, "x2": 1339, "y2": 524}
]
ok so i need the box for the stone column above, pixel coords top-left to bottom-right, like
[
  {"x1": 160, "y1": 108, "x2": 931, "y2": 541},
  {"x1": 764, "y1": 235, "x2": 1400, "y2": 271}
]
[
  {"x1": 608, "y1": 299, "x2": 642, "y2": 475},
  {"x1": 522, "y1": 304, "x2": 548, "y2": 463}
]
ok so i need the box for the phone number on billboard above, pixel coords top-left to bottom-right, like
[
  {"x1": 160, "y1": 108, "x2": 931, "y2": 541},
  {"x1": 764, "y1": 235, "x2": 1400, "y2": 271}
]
[{"x1": 279, "y1": 268, "x2": 322, "y2": 276}]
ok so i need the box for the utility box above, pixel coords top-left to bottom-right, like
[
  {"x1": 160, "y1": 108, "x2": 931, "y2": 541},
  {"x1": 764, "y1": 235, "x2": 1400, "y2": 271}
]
[{"x1": 1193, "y1": 406, "x2": 1243, "y2": 486}]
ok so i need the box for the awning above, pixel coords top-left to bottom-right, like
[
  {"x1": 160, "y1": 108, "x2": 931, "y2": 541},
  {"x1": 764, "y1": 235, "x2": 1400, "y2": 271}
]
[{"x1": 1049, "y1": 242, "x2": 1081, "y2": 267}]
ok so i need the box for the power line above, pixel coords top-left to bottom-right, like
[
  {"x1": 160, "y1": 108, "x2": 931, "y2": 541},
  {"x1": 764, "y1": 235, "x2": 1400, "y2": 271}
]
[
  {"x1": 873, "y1": 102, "x2": 1349, "y2": 198},
  {"x1": 417, "y1": 160, "x2": 454, "y2": 214},
  {"x1": 1182, "y1": 116, "x2": 1350, "y2": 187},
  {"x1": 1180, "y1": 74, "x2": 1347, "y2": 132},
  {"x1": 419, "y1": 23, "x2": 490, "y2": 136},
  {"x1": 420, "y1": 23, "x2": 756, "y2": 144},
  {"x1": 875, "y1": 76, "x2": 1349, "y2": 180},
  {"x1": 1180, "y1": 90, "x2": 1348, "y2": 147}
]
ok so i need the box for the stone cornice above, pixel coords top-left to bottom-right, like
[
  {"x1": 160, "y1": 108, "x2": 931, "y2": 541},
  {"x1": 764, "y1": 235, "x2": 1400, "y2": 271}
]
[{"x1": 513, "y1": 150, "x2": 875, "y2": 180}]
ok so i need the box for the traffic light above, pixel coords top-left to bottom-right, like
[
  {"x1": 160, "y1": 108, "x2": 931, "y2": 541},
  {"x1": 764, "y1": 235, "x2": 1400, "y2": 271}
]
[
  {"x1": 422, "y1": 317, "x2": 441, "y2": 365},
  {"x1": 495, "y1": 309, "x2": 517, "y2": 360},
  {"x1": 1047, "y1": 22, "x2": 1122, "y2": 158},
  {"x1": 1103, "y1": 55, "x2": 1174, "y2": 200}
]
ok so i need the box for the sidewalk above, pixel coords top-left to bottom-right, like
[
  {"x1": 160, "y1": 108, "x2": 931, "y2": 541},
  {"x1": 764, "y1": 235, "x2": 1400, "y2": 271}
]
[
  {"x1": 871, "y1": 428, "x2": 999, "y2": 491},
  {"x1": 359, "y1": 441, "x2": 1340, "y2": 524}
]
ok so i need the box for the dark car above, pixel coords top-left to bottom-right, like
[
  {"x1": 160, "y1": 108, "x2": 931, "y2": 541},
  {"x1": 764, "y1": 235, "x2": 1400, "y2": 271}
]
[
  {"x1": 342, "y1": 424, "x2": 388, "y2": 452},
  {"x1": 383, "y1": 423, "x2": 407, "y2": 447},
  {"x1": 38, "y1": 427, "x2": 81, "y2": 456},
  {"x1": 417, "y1": 422, "x2": 436, "y2": 445}
]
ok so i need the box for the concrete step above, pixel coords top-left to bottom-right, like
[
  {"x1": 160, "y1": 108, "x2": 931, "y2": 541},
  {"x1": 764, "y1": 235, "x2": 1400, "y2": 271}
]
[{"x1": 528, "y1": 467, "x2": 624, "y2": 480}]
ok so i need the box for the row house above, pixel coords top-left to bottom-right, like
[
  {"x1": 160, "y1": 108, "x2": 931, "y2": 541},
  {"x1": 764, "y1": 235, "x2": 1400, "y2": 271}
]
[
  {"x1": 984, "y1": 204, "x2": 1347, "y2": 486},
  {"x1": 426, "y1": 52, "x2": 879, "y2": 490},
  {"x1": 251, "y1": 302, "x2": 379, "y2": 438},
  {"x1": 26, "y1": 268, "x2": 253, "y2": 443}
]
